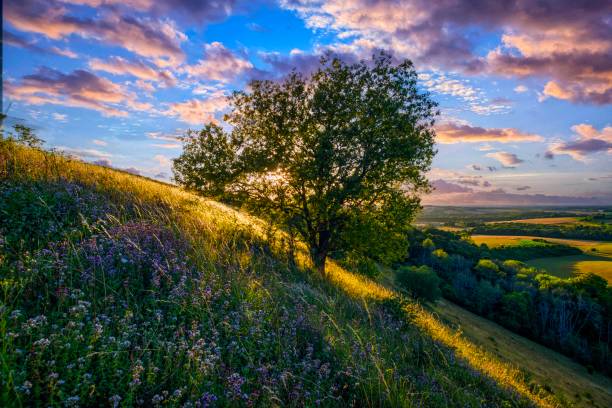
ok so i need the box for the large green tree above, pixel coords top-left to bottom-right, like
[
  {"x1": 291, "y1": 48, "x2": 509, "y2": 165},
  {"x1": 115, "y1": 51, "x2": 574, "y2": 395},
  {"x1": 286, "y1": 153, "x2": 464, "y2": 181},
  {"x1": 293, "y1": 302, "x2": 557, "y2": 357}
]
[{"x1": 173, "y1": 52, "x2": 437, "y2": 274}]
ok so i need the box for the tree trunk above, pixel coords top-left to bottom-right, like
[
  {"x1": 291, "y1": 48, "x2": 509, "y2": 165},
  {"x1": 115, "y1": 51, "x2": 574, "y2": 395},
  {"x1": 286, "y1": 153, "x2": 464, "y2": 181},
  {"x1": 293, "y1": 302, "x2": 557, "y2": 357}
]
[
  {"x1": 311, "y1": 229, "x2": 330, "y2": 275},
  {"x1": 312, "y1": 249, "x2": 328, "y2": 275}
]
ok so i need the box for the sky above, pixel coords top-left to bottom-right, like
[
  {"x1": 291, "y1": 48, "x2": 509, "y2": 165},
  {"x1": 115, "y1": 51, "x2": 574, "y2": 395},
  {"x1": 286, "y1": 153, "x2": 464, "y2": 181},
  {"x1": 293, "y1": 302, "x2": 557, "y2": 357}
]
[{"x1": 2, "y1": 0, "x2": 611, "y2": 206}]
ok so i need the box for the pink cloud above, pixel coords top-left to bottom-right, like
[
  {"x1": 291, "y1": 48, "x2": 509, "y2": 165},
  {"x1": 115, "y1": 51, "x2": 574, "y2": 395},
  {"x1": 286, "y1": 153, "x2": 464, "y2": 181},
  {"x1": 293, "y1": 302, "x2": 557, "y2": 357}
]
[
  {"x1": 184, "y1": 42, "x2": 253, "y2": 82},
  {"x1": 282, "y1": 0, "x2": 612, "y2": 105},
  {"x1": 4, "y1": 67, "x2": 151, "y2": 117},
  {"x1": 89, "y1": 56, "x2": 176, "y2": 87},
  {"x1": 163, "y1": 93, "x2": 228, "y2": 125},
  {"x1": 546, "y1": 124, "x2": 612, "y2": 161},
  {"x1": 486, "y1": 151, "x2": 524, "y2": 167},
  {"x1": 436, "y1": 122, "x2": 543, "y2": 144},
  {"x1": 4, "y1": 0, "x2": 186, "y2": 66}
]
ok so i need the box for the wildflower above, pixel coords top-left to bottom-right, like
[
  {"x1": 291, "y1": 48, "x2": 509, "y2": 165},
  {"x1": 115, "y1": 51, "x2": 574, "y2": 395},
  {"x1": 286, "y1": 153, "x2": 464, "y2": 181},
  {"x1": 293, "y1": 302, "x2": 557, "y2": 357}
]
[
  {"x1": 109, "y1": 395, "x2": 122, "y2": 408},
  {"x1": 17, "y1": 381, "x2": 32, "y2": 395},
  {"x1": 33, "y1": 338, "x2": 51, "y2": 348},
  {"x1": 226, "y1": 373, "x2": 246, "y2": 400},
  {"x1": 196, "y1": 392, "x2": 217, "y2": 407}
]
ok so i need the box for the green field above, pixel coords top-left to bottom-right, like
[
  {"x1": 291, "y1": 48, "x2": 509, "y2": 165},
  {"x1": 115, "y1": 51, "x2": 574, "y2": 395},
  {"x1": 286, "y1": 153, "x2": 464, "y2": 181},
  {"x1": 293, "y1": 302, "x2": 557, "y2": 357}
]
[
  {"x1": 471, "y1": 235, "x2": 612, "y2": 282},
  {"x1": 527, "y1": 255, "x2": 612, "y2": 283}
]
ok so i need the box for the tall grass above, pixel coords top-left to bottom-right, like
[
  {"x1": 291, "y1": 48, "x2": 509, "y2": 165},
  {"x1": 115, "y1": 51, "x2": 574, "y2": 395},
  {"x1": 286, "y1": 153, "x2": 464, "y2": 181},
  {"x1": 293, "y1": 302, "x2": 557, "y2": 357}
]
[{"x1": 1, "y1": 140, "x2": 561, "y2": 407}]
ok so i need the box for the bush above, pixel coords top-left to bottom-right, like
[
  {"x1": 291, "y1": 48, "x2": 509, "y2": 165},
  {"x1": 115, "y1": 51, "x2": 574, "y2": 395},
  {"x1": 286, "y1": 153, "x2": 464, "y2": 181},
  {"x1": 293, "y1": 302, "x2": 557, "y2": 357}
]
[{"x1": 395, "y1": 265, "x2": 441, "y2": 302}]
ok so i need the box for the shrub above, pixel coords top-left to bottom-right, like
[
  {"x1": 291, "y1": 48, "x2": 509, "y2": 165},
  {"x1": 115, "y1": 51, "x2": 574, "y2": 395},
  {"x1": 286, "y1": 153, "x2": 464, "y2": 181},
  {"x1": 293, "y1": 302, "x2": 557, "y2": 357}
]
[{"x1": 395, "y1": 265, "x2": 441, "y2": 302}]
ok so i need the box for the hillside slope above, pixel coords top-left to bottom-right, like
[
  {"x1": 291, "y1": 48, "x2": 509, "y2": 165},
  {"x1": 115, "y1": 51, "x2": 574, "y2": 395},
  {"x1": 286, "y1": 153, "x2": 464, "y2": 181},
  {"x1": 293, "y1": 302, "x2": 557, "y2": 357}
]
[
  {"x1": 1, "y1": 141, "x2": 566, "y2": 407},
  {"x1": 433, "y1": 300, "x2": 612, "y2": 408}
]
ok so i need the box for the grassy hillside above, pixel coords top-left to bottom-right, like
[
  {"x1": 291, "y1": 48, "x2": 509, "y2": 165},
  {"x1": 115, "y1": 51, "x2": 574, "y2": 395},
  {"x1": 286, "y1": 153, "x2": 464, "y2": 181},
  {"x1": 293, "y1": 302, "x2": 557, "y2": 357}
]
[
  {"x1": 0, "y1": 141, "x2": 570, "y2": 407},
  {"x1": 432, "y1": 301, "x2": 612, "y2": 408}
]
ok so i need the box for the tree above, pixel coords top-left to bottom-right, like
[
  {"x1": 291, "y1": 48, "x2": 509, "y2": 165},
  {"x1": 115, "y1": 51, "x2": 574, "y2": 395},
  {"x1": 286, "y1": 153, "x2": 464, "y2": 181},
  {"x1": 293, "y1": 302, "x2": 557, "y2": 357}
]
[
  {"x1": 173, "y1": 52, "x2": 437, "y2": 274},
  {"x1": 396, "y1": 265, "x2": 441, "y2": 302}
]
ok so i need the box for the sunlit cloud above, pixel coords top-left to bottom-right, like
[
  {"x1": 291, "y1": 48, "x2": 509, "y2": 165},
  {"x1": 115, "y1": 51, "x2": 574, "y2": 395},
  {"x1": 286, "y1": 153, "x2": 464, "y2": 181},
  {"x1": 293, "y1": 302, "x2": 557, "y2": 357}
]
[
  {"x1": 183, "y1": 42, "x2": 253, "y2": 82},
  {"x1": 5, "y1": 0, "x2": 187, "y2": 66},
  {"x1": 436, "y1": 122, "x2": 543, "y2": 144},
  {"x1": 163, "y1": 93, "x2": 228, "y2": 124},
  {"x1": 546, "y1": 124, "x2": 612, "y2": 161},
  {"x1": 89, "y1": 56, "x2": 176, "y2": 87},
  {"x1": 486, "y1": 151, "x2": 524, "y2": 167}
]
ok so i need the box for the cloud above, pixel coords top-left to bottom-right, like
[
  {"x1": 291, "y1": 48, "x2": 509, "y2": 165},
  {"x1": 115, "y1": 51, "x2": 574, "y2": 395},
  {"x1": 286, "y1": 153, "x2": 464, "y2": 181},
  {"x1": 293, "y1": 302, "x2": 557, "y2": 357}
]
[
  {"x1": 123, "y1": 167, "x2": 141, "y2": 175},
  {"x1": 3, "y1": 29, "x2": 78, "y2": 58},
  {"x1": 487, "y1": 28, "x2": 612, "y2": 104},
  {"x1": 4, "y1": 0, "x2": 186, "y2": 66},
  {"x1": 431, "y1": 179, "x2": 473, "y2": 194},
  {"x1": 153, "y1": 154, "x2": 172, "y2": 167},
  {"x1": 469, "y1": 164, "x2": 482, "y2": 171},
  {"x1": 147, "y1": 131, "x2": 182, "y2": 142},
  {"x1": 92, "y1": 139, "x2": 108, "y2": 146},
  {"x1": 183, "y1": 42, "x2": 253, "y2": 82},
  {"x1": 436, "y1": 122, "x2": 543, "y2": 144},
  {"x1": 164, "y1": 93, "x2": 228, "y2": 124},
  {"x1": 92, "y1": 159, "x2": 112, "y2": 167},
  {"x1": 152, "y1": 143, "x2": 182, "y2": 149},
  {"x1": 486, "y1": 151, "x2": 524, "y2": 167},
  {"x1": 89, "y1": 56, "x2": 176, "y2": 87},
  {"x1": 52, "y1": 113, "x2": 68, "y2": 122},
  {"x1": 514, "y1": 85, "x2": 528, "y2": 93},
  {"x1": 516, "y1": 185, "x2": 531, "y2": 191},
  {"x1": 421, "y1": 72, "x2": 511, "y2": 115},
  {"x1": 4, "y1": 67, "x2": 151, "y2": 117},
  {"x1": 57, "y1": 146, "x2": 112, "y2": 160},
  {"x1": 546, "y1": 124, "x2": 612, "y2": 161},
  {"x1": 246, "y1": 22, "x2": 267, "y2": 32},
  {"x1": 282, "y1": 0, "x2": 612, "y2": 105}
]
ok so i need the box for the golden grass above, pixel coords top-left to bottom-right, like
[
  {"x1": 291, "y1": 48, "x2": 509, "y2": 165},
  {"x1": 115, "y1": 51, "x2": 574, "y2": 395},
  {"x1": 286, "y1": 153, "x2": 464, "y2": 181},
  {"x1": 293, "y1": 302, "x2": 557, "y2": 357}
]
[
  {"x1": 575, "y1": 261, "x2": 612, "y2": 282},
  {"x1": 324, "y1": 269, "x2": 559, "y2": 407},
  {"x1": 432, "y1": 300, "x2": 612, "y2": 408},
  {"x1": 2, "y1": 144, "x2": 564, "y2": 407}
]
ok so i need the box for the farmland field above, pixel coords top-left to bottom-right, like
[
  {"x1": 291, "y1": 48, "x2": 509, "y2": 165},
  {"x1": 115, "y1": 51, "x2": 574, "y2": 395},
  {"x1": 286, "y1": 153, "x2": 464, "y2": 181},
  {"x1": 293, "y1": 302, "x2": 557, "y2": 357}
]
[
  {"x1": 527, "y1": 255, "x2": 612, "y2": 282},
  {"x1": 471, "y1": 235, "x2": 612, "y2": 282}
]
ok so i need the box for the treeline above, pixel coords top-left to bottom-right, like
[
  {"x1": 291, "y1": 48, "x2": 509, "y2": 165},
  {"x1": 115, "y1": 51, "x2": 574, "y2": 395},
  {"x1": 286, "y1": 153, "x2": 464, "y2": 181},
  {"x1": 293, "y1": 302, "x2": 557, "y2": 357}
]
[
  {"x1": 471, "y1": 222, "x2": 612, "y2": 241},
  {"x1": 402, "y1": 229, "x2": 612, "y2": 374},
  {"x1": 488, "y1": 239, "x2": 581, "y2": 261}
]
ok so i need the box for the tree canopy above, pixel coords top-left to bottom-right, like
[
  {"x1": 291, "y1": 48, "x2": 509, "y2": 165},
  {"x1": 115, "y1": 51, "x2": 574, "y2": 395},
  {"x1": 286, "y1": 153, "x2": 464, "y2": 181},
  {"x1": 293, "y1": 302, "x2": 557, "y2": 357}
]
[{"x1": 173, "y1": 52, "x2": 438, "y2": 274}]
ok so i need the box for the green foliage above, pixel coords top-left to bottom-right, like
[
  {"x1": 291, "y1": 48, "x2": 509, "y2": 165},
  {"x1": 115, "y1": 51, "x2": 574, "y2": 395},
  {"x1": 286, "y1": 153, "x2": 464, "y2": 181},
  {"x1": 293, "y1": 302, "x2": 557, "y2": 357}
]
[
  {"x1": 396, "y1": 265, "x2": 442, "y2": 302},
  {"x1": 474, "y1": 259, "x2": 501, "y2": 281},
  {"x1": 499, "y1": 292, "x2": 532, "y2": 331},
  {"x1": 1, "y1": 121, "x2": 44, "y2": 148},
  {"x1": 405, "y1": 228, "x2": 612, "y2": 374},
  {"x1": 488, "y1": 239, "x2": 581, "y2": 261},
  {"x1": 173, "y1": 51, "x2": 437, "y2": 273}
]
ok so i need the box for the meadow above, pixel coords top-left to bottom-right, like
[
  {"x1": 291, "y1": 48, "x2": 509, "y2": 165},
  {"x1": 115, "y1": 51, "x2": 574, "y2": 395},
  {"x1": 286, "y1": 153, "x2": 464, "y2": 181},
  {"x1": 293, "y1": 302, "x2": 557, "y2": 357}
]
[{"x1": 1, "y1": 141, "x2": 571, "y2": 407}]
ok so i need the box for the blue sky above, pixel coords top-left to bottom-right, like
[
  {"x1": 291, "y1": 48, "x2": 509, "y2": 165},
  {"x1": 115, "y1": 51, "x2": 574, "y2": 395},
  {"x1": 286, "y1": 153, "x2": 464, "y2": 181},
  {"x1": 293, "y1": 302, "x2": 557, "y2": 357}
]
[{"x1": 3, "y1": 0, "x2": 611, "y2": 205}]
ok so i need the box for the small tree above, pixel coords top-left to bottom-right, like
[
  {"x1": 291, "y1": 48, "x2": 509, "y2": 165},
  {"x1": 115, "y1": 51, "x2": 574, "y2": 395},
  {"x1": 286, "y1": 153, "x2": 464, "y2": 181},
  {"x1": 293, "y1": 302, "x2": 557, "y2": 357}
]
[
  {"x1": 174, "y1": 52, "x2": 437, "y2": 274},
  {"x1": 396, "y1": 265, "x2": 441, "y2": 302}
]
